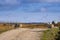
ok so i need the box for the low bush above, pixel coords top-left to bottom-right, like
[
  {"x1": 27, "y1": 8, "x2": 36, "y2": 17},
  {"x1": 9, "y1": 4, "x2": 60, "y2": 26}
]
[{"x1": 41, "y1": 28, "x2": 59, "y2": 40}]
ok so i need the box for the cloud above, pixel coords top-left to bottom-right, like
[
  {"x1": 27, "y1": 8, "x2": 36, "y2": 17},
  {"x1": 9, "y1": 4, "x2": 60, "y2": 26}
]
[
  {"x1": 0, "y1": 0, "x2": 21, "y2": 11},
  {"x1": 40, "y1": 0, "x2": 60, "y2": 2},
  {"x1": 20, "y1": 3, "x2": 60, "y2": 12},
  {"x1": 22, "y1": 0, "x2": 60, "y2": 3},
  {"x1": 0, "y1": 0, "x2": 60, "y2": 12},
  {"x1": 0, "y1": 0, "x2": 21, "y2": 5},
  {"x1": 40, "y1": 8, "x2": 47, "y2": 12}
]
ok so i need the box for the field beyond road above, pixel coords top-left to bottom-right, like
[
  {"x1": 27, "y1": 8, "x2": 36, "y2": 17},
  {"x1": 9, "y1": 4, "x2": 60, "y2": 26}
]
[{"x1": 0, "y1": 28, "x2": 47, "y2": 40}]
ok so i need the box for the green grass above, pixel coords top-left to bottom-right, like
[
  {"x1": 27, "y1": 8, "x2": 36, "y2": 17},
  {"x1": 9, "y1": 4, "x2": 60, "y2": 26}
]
[{"x1": 41, "y1": 28, "x2": 59, "y2": 40}]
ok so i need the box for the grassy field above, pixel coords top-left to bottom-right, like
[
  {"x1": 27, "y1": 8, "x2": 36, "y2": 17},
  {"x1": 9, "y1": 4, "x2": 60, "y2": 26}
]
[
  {"x1": 0, "y1": 23, "x2": 48, "y2": 34},
  {"x1": 0, "y1": 25, "x2": 14, "y2": 34},
  {"x1": 41, "y1": 28, "x2": 59, "y2": 40}
]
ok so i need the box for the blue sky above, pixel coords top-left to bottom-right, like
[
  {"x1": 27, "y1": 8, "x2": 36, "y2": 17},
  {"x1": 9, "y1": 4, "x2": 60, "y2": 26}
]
[{"x1": 0, "y1": 0, "x2": 60, "y2": 23}]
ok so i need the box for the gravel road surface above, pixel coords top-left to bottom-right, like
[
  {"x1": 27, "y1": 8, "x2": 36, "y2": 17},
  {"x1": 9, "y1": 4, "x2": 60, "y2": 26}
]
[{"x1": 0, "y1": 28, "x2": 47, "y2": 40}]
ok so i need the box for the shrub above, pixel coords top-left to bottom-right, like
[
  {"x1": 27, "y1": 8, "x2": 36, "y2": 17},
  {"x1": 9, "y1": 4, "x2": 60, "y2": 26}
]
[{"x1": 41, "y1": 28, "x2": 59, "y2": 40}]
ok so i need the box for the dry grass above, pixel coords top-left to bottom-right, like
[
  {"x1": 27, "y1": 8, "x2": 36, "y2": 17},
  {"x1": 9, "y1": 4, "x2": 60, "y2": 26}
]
[
  {"x1": 0, "y1": 23, "x2": 48, "y2": 33},
  {"x1": 0, "y1": 25, "x2": 14, "y2": 34}
]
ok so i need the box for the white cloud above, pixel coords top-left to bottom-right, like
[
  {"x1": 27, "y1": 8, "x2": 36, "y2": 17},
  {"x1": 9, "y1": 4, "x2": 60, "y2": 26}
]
[
  {"x1": 40, "y1": 7, "x2": 47, "y2": 12},
  {"x1": 23, "y1": 0, "x2": 60, "y2": 3},
  {"x1": 0, "y1": 0, "x2": 21, "y2": 5},
  {"x1": 0, "y1": 0, "x2": 21, "y2": 11},
  {"x1": 40, "y1": 0, "x2": 60, "y2": 2}
]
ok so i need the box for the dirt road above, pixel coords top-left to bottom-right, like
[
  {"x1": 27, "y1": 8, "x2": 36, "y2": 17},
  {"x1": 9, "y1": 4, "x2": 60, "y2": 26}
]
[{"x1": 0, "y1": 28, "x2": 47, "y2": 40}]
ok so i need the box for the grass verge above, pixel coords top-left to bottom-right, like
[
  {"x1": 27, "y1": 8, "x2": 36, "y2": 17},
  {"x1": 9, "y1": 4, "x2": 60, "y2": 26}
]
[
  {"x1": 0, "y1": 30, "x2": 8, "y2": 34},
  {"x1": 0, "y1": 27, "x2": 13, "y2": 34},
  {"x1": 41, "y1": 28, "x2": 59, "y2": 40}
]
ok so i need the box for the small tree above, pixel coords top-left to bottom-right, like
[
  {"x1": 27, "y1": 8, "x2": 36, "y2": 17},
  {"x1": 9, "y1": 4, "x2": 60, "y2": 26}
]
[
  {"x1": 14, "y1": 24, "x2": 19, "y2": 28},
  {"x1": 52, "y1": 21, "x2": 55, "y2": 24}
]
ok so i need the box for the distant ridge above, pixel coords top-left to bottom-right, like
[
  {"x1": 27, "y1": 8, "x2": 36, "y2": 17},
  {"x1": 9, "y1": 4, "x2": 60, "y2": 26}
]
[{"x1": 0, "y1": 22, "x2": 48, "y2": 24}]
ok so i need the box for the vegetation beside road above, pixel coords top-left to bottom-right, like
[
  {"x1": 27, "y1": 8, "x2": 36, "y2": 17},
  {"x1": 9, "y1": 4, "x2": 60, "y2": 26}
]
[
  {"x1": 41, "y1": 28, "x2": 59, "y2": 40},
  {"x1": 0, "y1": 25, "x2": 14, "y2": 34},
  {"x1": 0, "y1": 30, "x2": 8, "y2": 34},
  {"x1": 55, "y1": 27, "x2": 60, "y2": 40}
]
